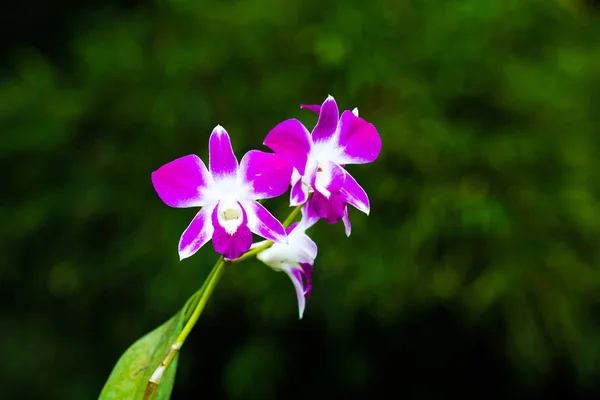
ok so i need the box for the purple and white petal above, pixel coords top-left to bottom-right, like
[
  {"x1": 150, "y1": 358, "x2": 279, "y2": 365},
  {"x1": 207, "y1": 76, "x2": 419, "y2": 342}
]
[
  {"x1": 209, "y1": 125, "x2": 238, "y2": 178},
  {"x1": 300, "y1": 104, "x2": 321, "y2": 115},
  {"x1": 334, "y1": 110, "x2": 381, "y2": 165},
  {"x1": 240, "y1": 150, "x2": 293, "y2": 199},
  {"x1": 311, "y1": 95, "x2": 339, "y2": 143},
  {"x1": 340, "y1": 171, "x2": 370, "y2": 215},
  {"x1": 298, "y1": 262, "x2": 313, "y2": 296},
  {"x1": 242, "y1": 200, "x2": 287, "y2": 243},
  {"x1": 313, "y1": 160, "x2": 345, "y2": 199},
  {"x1": 258, "y1": 251, "x2": 308, "y2": 318},
  {"x1": 178, "y1": 206, "x2": 216, "y2": 260},
  {"x1": 342, "y1": 208, "x2": 352, "y2": 237},
  {"x1": 152, "y1": 155, "x2": 212, "y2": 208},
  {"x1": 264, "y1": 119, "x2": 312, "y2": 175},
  {"x1": 290, "y1": 177, "x2": 309, "y2": 206},
  {"x1": 300, "y1": 200, "x2": 321, "y2": 229},
  {"x1": 309, "y1": 191, "x2": 347, "y2": 224},
  {"x1": 211, "y1": 203, "x2": 252, "y2": 259},
  {"x1": 214, "y1": 200, "x2": 246, "y2": 235},
  {"x1": 286, "y1": 267, "x2": 307, "y2": 319}
]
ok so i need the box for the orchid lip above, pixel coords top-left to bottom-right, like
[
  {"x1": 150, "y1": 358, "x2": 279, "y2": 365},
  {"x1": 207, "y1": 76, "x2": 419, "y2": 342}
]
[{"x1": 217, "y1": 200, "x2": 245, "y2": 235}]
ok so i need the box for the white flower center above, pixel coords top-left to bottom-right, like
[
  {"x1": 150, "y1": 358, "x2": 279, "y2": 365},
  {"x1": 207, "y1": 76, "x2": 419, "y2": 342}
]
[
  {"x1": 218, "y1": 200, "x2": 244, "y2": 234},
  {"x1": 223, "y1": 207, "x2": 241, "y2": 220}
]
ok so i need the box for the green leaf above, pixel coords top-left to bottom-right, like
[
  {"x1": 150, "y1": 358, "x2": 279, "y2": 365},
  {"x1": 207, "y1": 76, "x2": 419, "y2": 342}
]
[{"x1": 98, "y1": 311, "x2": 185, "y2": 400}]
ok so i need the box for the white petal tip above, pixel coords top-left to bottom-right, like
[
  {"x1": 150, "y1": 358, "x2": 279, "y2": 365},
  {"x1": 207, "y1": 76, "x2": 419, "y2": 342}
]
[
  {"x1": 212, "y1": 125, "x2": 226, "y2": 134},
  {"x1": 178, "y1": 248, "x2": 193, "y2": 261},
  {"x1": 352, "y1": 107, "x2": 359, "y2": 117}
]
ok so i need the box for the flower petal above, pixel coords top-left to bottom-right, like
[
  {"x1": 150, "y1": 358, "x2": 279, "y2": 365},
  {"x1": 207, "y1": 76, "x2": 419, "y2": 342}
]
[
  {"x1": 211, "y1": 204, "x2": 252, "y2": 259},
  {"x1": 209, "y1": 125, "x2": 238, "y2": 178},
  {"x1": 178, "y1": 206, "x2": 215, "y2": 260},
  {"x1": 240, "y1": 150, "x2": 293, "y2": 199},
  {"x1": 258, "y1": 223, "x2": 317, "y2": 266},
  {"x1": 340, "y1": 171, "x2": 370, "y2": 215},
  {"x1": 263, "y1": 119, "x2": 312, "y2": 175},
  {"x1": 287, "y1": 267, "x2": 308, "y2": 319},
  {"x1": 290, "y1": 177, "x2": 309, "y2": 206},
  {"x1": 312, "y1": 95, "x2": 339, "y2": 143},
  {"x1": 342, "y1": 208, "x2": 352, "y2": 237},
  {"x1": 298, "y1": 262, "x2": 313, "y2": 296},
  {"x1": 313, "y1": 160, "x2": 345, "y2": 198},
  {"x1": 152, "y1": 155, "x2": 212, "y2": 208},
  {"x1": 290, "y1": 228, "x2": 318, "y2": 261},
  {"x1": 335, "y1": 110, "x2": 381, "y2": 165},
  {"x1": 300, "y1": 104, "x2": 321, "y2": 114},
  {"x1": 300, "y1": 201, "x2": 321, "y2": 229},
  {"x1": 243, "y1": 200, "x2": 287, "y2": 243},
  {"x1": 265, "y1": 262, "x2": 312, "y2": 319},
  {"x1": 309, "y1": 191, "x2": 347, "y2": 224}
]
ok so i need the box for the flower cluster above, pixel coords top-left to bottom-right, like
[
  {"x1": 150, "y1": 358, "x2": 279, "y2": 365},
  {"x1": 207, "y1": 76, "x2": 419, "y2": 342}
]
[{"x1": 152, "y1": 95, "x2": 381, "y2": 318}]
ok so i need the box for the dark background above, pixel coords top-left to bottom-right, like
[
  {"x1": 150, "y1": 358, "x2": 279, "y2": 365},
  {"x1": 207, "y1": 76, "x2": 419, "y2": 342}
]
[{"x1": 2, "y1": 0, "x2": 600, "y2": 398}]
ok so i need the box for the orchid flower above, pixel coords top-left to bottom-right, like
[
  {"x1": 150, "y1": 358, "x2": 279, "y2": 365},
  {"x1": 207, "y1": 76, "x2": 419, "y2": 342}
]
[
  {"x1": 253, "y1": 205, "x2": 318, "y2": 318},
  {"x1": 151, "y1": 125, "x2": 292, "y2": 260},
  {"x1": 264, "y1": 95, "x2": 381, "y2": 236}
]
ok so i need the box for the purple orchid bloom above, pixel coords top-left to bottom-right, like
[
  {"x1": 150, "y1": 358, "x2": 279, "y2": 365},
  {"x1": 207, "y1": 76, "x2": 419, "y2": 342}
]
[
  {"x1": 264, "y1": 95, "x2": 381, "y2": 235},
  {"x1": 253, "y1": 207, "x2": 318, "y2": 319},
  {"x1": 152, "y1": 125, "x2": 293, "y2": 260}
]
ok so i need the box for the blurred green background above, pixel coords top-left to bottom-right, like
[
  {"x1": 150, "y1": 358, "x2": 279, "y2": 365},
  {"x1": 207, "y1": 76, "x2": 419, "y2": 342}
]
[{"x1": 2, "y1": 0, "x2": 600, "y2": 398}]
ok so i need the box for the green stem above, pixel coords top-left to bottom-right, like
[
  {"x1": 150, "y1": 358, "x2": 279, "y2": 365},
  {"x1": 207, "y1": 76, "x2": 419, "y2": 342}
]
[
  {"x1": 144, "y1": 257, "x2": 224, "y2": 400},
  {"x1": 144, "y1": 202, "x2": 303, "y2": 399},
  {"x1": 177, "y1": 258, "x2": 225, "y2": 342}
]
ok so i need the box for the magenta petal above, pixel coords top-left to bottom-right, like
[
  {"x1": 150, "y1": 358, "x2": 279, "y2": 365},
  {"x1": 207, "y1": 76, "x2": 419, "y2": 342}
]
[
  {"x1": 337, "y1": 110, "x2": 381, "y2": 164},
  {"x1": 211, "y1": 204, "x2": 252, "y2": 259},
  {"x1": 309, "y1": 191, "x2": 346, "y2": 224},
  {"x1": 325, "y1": 162, "x2": 346, "y2": 193},
  {"x1": 243, "y1": 200, "x2": 287, "y2": 243},
  {"x1": 264, "y1": 119, "x2": 312, "y2": 175},
  {"x1": 312, "y1": 96, "x2": 339, "y2": 143},
  {"x1": 152, "y1": 155, "x2": 211, "y2": 208},
  {"x1": 209, "y1": 125, "x2": 238, "y2": 178},
  {"x1": 178, "y1": 206, "x2": 215, "y2": 260},
  {"x1": 300, "y1": 201, "x2": 321, "y2": 229},
  {"x1": 240, "y1": 150, "x2": 293, "y2": 199},
  {"x1": 340, "y1": 171, "x2": 370, "y2": 215},
  {"x1": 290, "y1": 178, "x2": 308, "y2": 206},
  {"x1": 285, "y1": 222, "x2": 300, "y2": 235},
  {"x1": 298, "y1": 262, "x2": 313, "y2": 296},
  {"x1": 300, "y1": 104, "x2": 321, "y2": 114}
]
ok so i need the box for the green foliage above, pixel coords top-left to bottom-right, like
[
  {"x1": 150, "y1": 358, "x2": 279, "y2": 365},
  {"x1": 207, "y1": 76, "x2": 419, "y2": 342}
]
[
  {"x1": 99, "y1": 312, "x2": 184, "y2": 400},
  {"x1": 2, "y1": 0, "x2": 600, "y2": 398}
]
